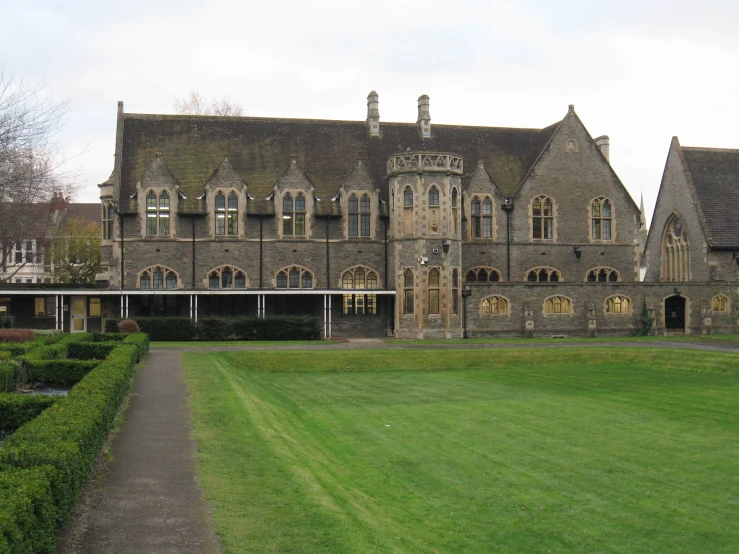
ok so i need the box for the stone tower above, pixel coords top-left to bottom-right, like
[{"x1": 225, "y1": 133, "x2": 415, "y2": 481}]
[{"x1": 388, "y1": 151, "x2": 464, "y2": 338}]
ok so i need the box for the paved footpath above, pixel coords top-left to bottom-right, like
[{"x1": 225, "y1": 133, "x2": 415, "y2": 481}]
[
  {"x1": 57, "y1": 338, "x2": 739, "y2": 553},
  {"x1": 58, "y1": 348, "x2": 221, "y2": 554}
]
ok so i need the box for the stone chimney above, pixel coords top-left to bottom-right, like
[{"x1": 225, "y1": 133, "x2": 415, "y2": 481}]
[
  {"x1": 367, "y1": 91, "x2": 380, "y2": 136},
  {"x1": 417, "y1": 94, "x2": 431, "y2": 138},
  {"x1": 594, "y1": 135, "x2": 610, "y2": 161}
]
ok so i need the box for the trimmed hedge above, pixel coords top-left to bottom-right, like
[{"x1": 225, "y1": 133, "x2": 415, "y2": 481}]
[
  {"x1": 0, "y1": 316, "x2": 14, "y2": 330},
  {"x1": 0, "y1": 395, "x2": 57, "y2": 434},
  {"x1": 105, "y1": 316, "x2": 321, "y2": 341},
  {"x1": 0, "y1": 365, "x2": 14, "y2": 393},
  {"x1": 0, "y1": 466, "x2": 58, "y2": 554},
  {"x1": 0, "y1": 332, "x2": 149, "y2": 551},
  {"x1": 26, "y1": 360, "x2": 100, "y2": 385},
  {"x1": 67, "y1": 342, "x2": 118, "y2": 361}
]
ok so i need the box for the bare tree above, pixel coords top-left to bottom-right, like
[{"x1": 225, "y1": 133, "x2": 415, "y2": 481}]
[
  {"x1": 0, "y1": 75, "x2": 74, "y2": 269},
  {"x1": 174, "y1": 90, "x2": 244, "y2": 116}
]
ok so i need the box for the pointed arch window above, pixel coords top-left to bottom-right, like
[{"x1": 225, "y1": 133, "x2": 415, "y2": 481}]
[
  {"x1": 544, "y1": 295, "x2": 571, "y2": 315},
  {"x1": 527, "y1": 267, "x2": 560, "y2": 282},
  {"x1": 403, "y1": 268, "x2": 414, "y2": 315},
  {"x1": 465, "y1": 267, "x2": 501, "y2": 282},
  {"x1": 403, "y1": 187, "x2": 414, "y2": 236},
  {"x1": 661, "y1": 215, "x2": 689, "y2": 281},
  {"x1": 451, "y1": 188, "x2": 459, "y2": 236},
  {"x1": 712, "y1": 295, "x2": 729, "y2": 313},
  {"x1": 586, "y1": 267, "x2": 619, "y2": 282},
  {"x1": 481, "y1": 295, "x2": 509, "y2": 315},
  {"x1": 532, "y1": 195, "x2": 553, "y2": 240},
  {"x1": 342, "y1": 266, "x2": 379, "y2": 315},
  {"x1": 360, "y1": 194, "x2": 371, "y2": 236},
  {"x1": 605, "y1": 295, "x2": 631, "y2": 314},
  {"x1": 348, "y1": 194, "x2": 359, "y2": 236},
  {"x1": 428, "y1": 268, "x2": 440, "y2": 315},
  {"x1": 146, "y1": 190, "x2": 170, "y2": 235},
  {"x1": 138, "y1": 265, "x2": 178, "y2": 290},
  {"x1": 429, "y1": 186, "x2": 439, "y2": 207},
  {"x1": 276, "y1": 266, "x2": 313, "y2": 288},
  {"x1": 452, "y1": 268, "x2": 459, "y2": 315},
  {"x1": 591, "y1": 197, "x2": 612, "y2": 240},
  {"x1": 283, "y1": 192, "x2": 306, "y2": 236},
  {"x1": 207, "y1": 265, "x2": 247, "y2": 289},
  {"x1": 471, "y1": 196, "x2": 493, "y2": 238}
]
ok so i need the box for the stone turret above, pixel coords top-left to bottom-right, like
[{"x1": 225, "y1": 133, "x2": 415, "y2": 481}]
[
  {"x1": 367, "y1": 91, "x2": 380, "y2": 137},
  {"x1": 417, "y1": 94, "x2": 431, "y2": 138},
  {"x1": 595, "y1": 135, "x2": 610, "y2": 161}
]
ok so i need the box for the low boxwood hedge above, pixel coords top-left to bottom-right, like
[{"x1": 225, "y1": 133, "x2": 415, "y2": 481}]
[
  {"x1": 26, "y1": 360, "x2": 100, "y2": 385},
  {"x1": 67, "y1": 342, "x2": 119, "y2": 361},
  {"x1": 0, "y1": 332, "x2": 148, "y2": 551},
  {"x1": 105, "y1": 317, "x2": 194, "y2": 341},
  {"x1": 0, "y1": 364, "x2": 13, "y2": 393},
  {"x1": 0, "y1": 395, "x2": 57, "y2": 434}
]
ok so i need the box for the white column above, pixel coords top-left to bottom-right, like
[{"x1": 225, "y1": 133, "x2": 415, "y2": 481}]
[
  {"x1": 328, "y1": 295, "x2": 333, "y2": 339},
  {"x1": 261, "y1": 294, "x2": 265, "y2": 318},
  {"x1": 194, "y1": 295, "x2": 198, "y2": 324},
  {"x1": 55, "y1": 294, "x2": 60, "y2": 330},
  {"x1": 323, "y1": 295, "x2": 327, "y2": 338},
  {"x1": 125, "y1": 295, "x2": 129, "y2": 319}
]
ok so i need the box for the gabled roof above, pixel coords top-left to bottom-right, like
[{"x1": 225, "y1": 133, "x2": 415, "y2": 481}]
[
  {"x1": 681, "y1": 146, "x2": 739, "y2": 248},
  {"x1": 63, "y1": 203, "x2": 101, "y2": 226},
  {"x1": 117, "y1": 113, "x2": 561, "y2": 213}
]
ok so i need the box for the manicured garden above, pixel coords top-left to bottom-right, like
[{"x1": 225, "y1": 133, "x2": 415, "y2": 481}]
[
  {"x1": 184, "y1": 347, "x2": 739, "y2": 553},
  {"x1": 0, "y1": 330, "x2": 148, "y2": 553}
]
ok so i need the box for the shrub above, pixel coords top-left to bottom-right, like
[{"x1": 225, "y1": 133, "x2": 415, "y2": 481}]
[
  {"x1": 228, "y1": 316, "x2": 321, "y2": 341},
  {"x1": 0, "y1": 394, "x2": 57, "y2": 434},
  {"x1": 0, "y1": 329, "x2": 35, "y2": 343},
  {"x1": 0, "y1": 466, "x2": 58, "y2": 554},
  {"x1": 196, "y1": 317, "x2": 233, "y2": 341},
  {"x1": 631, "y1": 298, "x2": 655, "y2": 337},
  {"x1": 0, "y1": 364, "x2": 13, "y2": 393},
  {"x1": 67, "y1": 342, "x2": 118, "y2": 360},
  {"x1": 107, "y1": 317, "x2": 194, "y2": 341},
  {"x1": 26, "y1": 360, "x2": 100, "y2": 385},
  {"x1": 92, "y1": 332, "x2": 125, "y2": 343},
  {"x1": 122, "y1": 332, "x2": 149, "y2": 361},
  {"x1": 117, "y1": 319, "x2": 140, "y2": 333},
  {"x1": 0, "y1": 315, "x2": 15, "y2": 329}
]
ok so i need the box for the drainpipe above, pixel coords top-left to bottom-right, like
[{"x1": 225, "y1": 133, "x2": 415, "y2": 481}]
[
  {"x1": 502, "y1": 199, "x2": 513, "y2": 281},
  {"x1": 325, "y1": 216, "x2": 331, "y2": 289},
  {"x1": 119, "y1": 215, "x2": 125, "y2": 289},
  {"x1": 191, "y1": 218, "x2": 196, "y2": 288},
  {"x1": 384, "y1": 217, "x2": 390, "y2": 335},
  {"x1": 259, "y1": 216, "x2": 263, "y2": 289}
]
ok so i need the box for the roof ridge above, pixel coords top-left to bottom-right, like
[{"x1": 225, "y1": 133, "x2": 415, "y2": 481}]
[{"x1": 682, "y1": 145, "x2": 739, "y2": 154}]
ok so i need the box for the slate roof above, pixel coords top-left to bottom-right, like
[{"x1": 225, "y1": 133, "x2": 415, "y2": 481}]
[
  {"x1": 63, "y1": 203, "x2": 101, "y2": 225},
  {"x1": 682, "y1": 146, "x2": 739, "y2": 248},
  {"x1": 117, "y1": 114, "x2": 560, "y2": 215}
]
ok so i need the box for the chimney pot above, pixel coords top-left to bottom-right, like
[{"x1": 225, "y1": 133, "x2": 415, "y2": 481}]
[
  {"x1": 417, "y1": 94, "x2": 431, "y2": 138},
  {"x1": 594, "y1": 135, "x2": 610, "y2": 162},
  {"x1": 367, "y1": 91, "x2": 380, "y2": 136}
]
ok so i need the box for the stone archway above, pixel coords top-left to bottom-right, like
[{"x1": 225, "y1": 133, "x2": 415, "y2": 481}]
[{"x1": 665, "y1": 295, "x2": 686, "y2": 331}]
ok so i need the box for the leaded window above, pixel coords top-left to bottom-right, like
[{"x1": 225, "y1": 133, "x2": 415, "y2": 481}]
[
  {"x1": 544, "y1": 295, "x2": 571, "y2": 315},
  {"x1": 466, "y1": 267, "x2": 501, "y2": 282},
  {"x1": 428, "y1": 268, "x2": 440, "y2": 315},
  {"x1": 404, "y1": 268, "x2": 414, "y2": 315},
  {"x1": 276, "y1": 266, "x2": 313, "y2": 288},
  {"x1": 348, "y1": 194, "x2": 359, "y2": 236},
  {"x1": 452, "y1": 268, "x2": 459, "y2": 315},
  {"x1": 207, "y1": 265, "x2": 247, "y2": 289},
  {"x1": 429, "y1": 186, "x2": 439, "y2": 207},
  {"x1": 605, "y1": 295, "x2": 631, "y2": 314},
  {"x1": 139, "y1": 265, "x2": 178, "y2": 290},
  {"x1": 586, "y1": 267, "x2": 619, "y2": 282},
  {"x1": 532, "y1": 195, "x2": 553, "y2": 240},
  {"x1": 360, "y1": 194, "x2": 370, "y2": 236},
  {"x1": 712, "y1": 295, "x2": 729, "y2": 312},
  {"x1": 146, "y1": 190, "x2": 170, "y2": 235},
  {"x1": 592, "y1": 197, "x2": 612, "y2": 240},
  {"x1": 342, "y1": 266, "x2": 379, "y2": 315},
  {"x1": 481, "y1": 295, "x2": 509, "y2": 315},
  {"x1": 527, "y1": 267, "x2": 560, "y2": 282},
  {"x1": 283, "y1": 192, "x2": 306, "y2": 236}
]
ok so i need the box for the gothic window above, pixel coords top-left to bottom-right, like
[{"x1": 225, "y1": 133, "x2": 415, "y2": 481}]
[
  {"x1": 470, "y1": 196, "x2": 493, "y2": 238},
  {"x1": 586, "y1": 267, "x2": 619, "y2": 282},
  {"x1": 532, "y1": 195, "x2": 554, "y2": 240},
  {"x1": 451, "y1": 188, "x2": 459, "y2": 236},
  {"x1": 404, "y1": 187, "x2": 414, "y2": 207},
  {"x1": 207, "y1": 265, "x2": 247, "y2": 289},
  {"x1": 527, "y1": 267, "x2": 560, "y2": 282},
  {"x1": 428, "y1": 268, "x2": 440, "y2": 315},
  {"x1": 591, "y1": 197, "x2": 613, "y2": 240},
  {"x1": 566, "y1": 139, "x2": 578, "y2": 153},
  {"x1": 282, "y1": 192, "x2": 306, "y2": 236},
  {"x1": 712, "y1": 295, "x2": 729, "y2": 312},
  {"x1": 360, "y1": 194, "x2": 370, "y2": 237},
  {"x1": 348, "y1": 194, "x2": 359, "y2": 236},
  {"x1": 276, "y1": 266, "x2": 313, "y2": 288},
  {"x1": 661, "y1": 214, "x2": 689, "y2": 282},
  {"x1": 146, "y1": 190, "x2": 170, "y2": 236},
  {"x1": 481, "y1": 295, "x2": 509, "y2": 315},
  {"x1": 605, "y1": 295, "x2": 631, "y2": 314},
  {"x1": 544, "y1": 295, "x2": 571, "y2": 315},
  {"x1": 465, "y1": 267, "x2": 501, "y2": 282},
  {"x1": 214, "y1": 191, "x2": 239, "y2": 236},
  {"x1": 342, "y1": 266, "x2": 379, "y2": 315},
  {"x1": 102, "y1": 202, "x2": 114, "y2": 240},
  {"x1": 403, "y1": 268, "x2": 414, "y2": 315},
  {"x1": 452, "y1": 268, "x2": 459, "y2": 315},
  {"x1": 215, "y1": 192, "x2": 226, "y2": 235},
  {"x1": 138, "y1": 265, "x2": 178, "y2": 290},
  {"x1": 428, "y1": 186, "x2": 439, "y2": 207},
  {"x1": 403, "y1": 187, "x2": 414, "y2": 236}
]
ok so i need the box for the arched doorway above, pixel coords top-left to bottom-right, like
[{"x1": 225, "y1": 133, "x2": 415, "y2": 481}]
[{"x1": 665, "y1": 295, "x2": 686, "y2": 331}]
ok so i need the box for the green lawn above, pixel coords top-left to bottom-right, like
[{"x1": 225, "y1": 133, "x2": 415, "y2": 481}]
[{"x1": 184, "y1": 348, "x2": 739, "y2": 553}]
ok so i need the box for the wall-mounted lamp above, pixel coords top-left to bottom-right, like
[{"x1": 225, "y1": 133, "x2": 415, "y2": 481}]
[
  {"x1": 442, "y1": 239, "x2": 451, "y2": 255},
  {"x1": 573, "y1": 246, "x2": 582, "y2": 261},
  {"x1": 502, "y1": 197, "x2": 514, "y2": 211},
  {"x1": 674, "y1": 287, "x2": 681, "y2": 297}
]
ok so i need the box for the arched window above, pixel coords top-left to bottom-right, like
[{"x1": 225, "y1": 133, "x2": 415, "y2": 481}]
[
  {"x1": 403, "y1": 187, "x2": 414, "y2": 236},
  {"x1": 275, "y1": 266, "x2": 313, "y2": 289},
  {"x1": 207, "y1": 265, "x2": 247, "y2": 289},
  {"x1": 451, "y1": 188, "x2": 459, "y2": 236},
  {"x1": 428, "y1": 186, "x2": 439, "y2": 207},
  {"x1": 470, "y1": 196, "x2": 493, "y2": 238},
  {"x1": 404, "y1": 187, "x2": 414, "y2": 207},
  {"x1": 452, "y1": 268, "x2": 459, "y2": 315},
  {"x1": 360, "y1": 194, "x2": 371, "y2": 237},
  {"x1": 342, "y1": 266, "x2": 380, "y2": 315},
  {"x1": 145, "y1": 190, "x2": 171, "y2": 235},
  {"x1": 586, "y1": 267, "x2": 619, "y2": 282},
  {"x1": 283, "y1": 192, "x2": 306, "y2": 236},
  {"x1": 138, "y1": 266, "x2": 178, "y2": 290},
  {"x1": 532, "y1": 195, "x2": 554, "y2": 240},
  {"x1": 403, "y1": 268, "x2": 414, "y2": 315},
  {"x1": 661, "y1": 214, "x2": 689, "y2": 281},
  {"x1": 591, "y1": 197, "x2": 612, "y2": 240},
  {"x1": 605, "y1": 295, "x2": 631, "y2": 314},
  {"x1": 348, "y1": 194, "x2": 359, "y2": 236},
  {"x1": 712, "y1": 295, "x2": 729, "y2": 312},
  {"x1": 526, "y1": 267, "x2": 561, "y2": 282},
  {"x1": 465, "y1": 267, "x2": 501, "y2": 282},
  {"x1": 544, "y1": 295, "x2": 571, "y2": 315},
  {"x1": 214, "y1": 191, "x2": 238, "y2": 236},
  {"x1": 428, "y1": 268, "x2": 440, "y2": 315},
  {"x1": 481, "y1": 295, "x2": 509, "y2": 315}
]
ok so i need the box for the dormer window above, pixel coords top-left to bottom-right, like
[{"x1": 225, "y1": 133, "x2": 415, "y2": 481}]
[
  {"x1": 146, "y1": 190, "x2": 170, "y2": 235},
  {"x1": 283, "y1": 192, "x2": 306, "y2": 236},
  {"x1": 349, "y1": 193, "x2": 371, "y2": 237},
  {"x1": 215, "y1": 191, "x2": 239, "y2": 235}
]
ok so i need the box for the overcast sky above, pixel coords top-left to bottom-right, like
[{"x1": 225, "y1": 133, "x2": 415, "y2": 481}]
[{"x1": 2, "y1": 0, "x2": 738, "y2": 225}]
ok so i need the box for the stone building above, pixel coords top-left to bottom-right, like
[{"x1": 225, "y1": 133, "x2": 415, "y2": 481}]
[{"x1": 1, "y1": 93, "x2": 736, "y2": 336}]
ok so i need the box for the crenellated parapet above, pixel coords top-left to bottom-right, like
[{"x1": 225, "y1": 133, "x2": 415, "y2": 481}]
[{"x1": 387, "y1": 152, "x2": 463, "y2": 176}]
